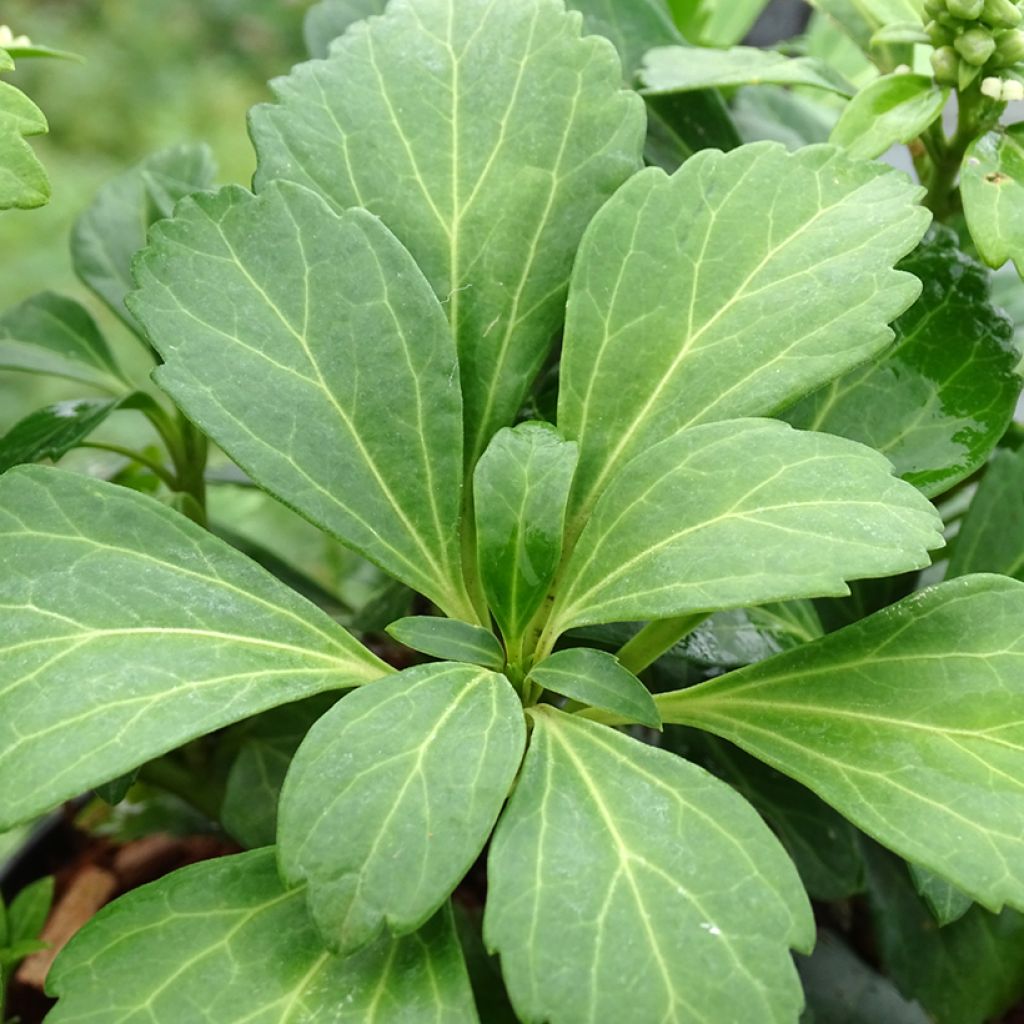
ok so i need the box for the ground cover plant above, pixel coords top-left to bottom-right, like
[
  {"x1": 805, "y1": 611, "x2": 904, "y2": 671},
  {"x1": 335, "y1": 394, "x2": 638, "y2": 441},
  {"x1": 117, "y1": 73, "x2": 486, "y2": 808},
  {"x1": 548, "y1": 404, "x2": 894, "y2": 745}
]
[{"x1": 3, "y1": 0, "x2": 1024, "y2": 1020}]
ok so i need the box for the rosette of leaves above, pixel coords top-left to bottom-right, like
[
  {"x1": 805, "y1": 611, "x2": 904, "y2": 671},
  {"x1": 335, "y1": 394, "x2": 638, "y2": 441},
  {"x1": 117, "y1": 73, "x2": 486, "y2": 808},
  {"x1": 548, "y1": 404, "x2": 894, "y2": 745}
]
[{"x1": 4, "y1": 0, "x2": 1024, "y2": 1021}]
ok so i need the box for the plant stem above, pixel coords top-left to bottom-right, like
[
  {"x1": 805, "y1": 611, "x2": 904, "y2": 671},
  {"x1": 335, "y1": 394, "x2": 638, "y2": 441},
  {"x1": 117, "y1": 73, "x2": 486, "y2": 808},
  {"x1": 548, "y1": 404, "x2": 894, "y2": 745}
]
[
  {"x1": 616, "y1": 613, "x2": 711, "y2": 675},
  {"x1": 77, "y1": 442, "x2": 178, "y2": 489}
]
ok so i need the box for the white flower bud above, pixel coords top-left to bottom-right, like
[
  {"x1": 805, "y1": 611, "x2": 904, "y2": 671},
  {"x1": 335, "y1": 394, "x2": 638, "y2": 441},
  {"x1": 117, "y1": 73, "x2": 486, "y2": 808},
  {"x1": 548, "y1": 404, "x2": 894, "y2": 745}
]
[
  {"x1": 1003, "y1": 77, "x2": 1024, "y2": 99},
  {"x1": 983, "y1": 75, "x2": 1006, "y2": 97}
]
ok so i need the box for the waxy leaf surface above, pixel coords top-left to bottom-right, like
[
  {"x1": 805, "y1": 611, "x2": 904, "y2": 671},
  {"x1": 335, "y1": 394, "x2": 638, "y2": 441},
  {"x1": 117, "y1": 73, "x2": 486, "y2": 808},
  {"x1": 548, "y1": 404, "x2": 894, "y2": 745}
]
[
  {"x1": 641, "y1": 45, "x2": 856, "y2": 97},
  {"x1": 485, "y1": 707, "x2": 812, "y2": 1024},
  {"x1": 658, "y1": 575, "x2": 1024, "y2": 912},
  {"x1": 47, "y1": 850, "x2": 479, "y2": 1023},
  {"x1": 386, "y1": 616, "x2": 505, "y2": 671},
  {"x1": 558, "y1": 142, "x2": 928, "y2": 526},
  {"x1": 279, "y1": 663, "x2": 525, "y2": 953},
  {"x1": 0, "y1": 466, "x2": 385, "y2": 830},
  {"x1": 549, "y1": 418, "x2": 942, "y2": 634},
  {"x1": 0, "y1": 79, "x2": 48, "y2": 209},
  {"x1": 73, "y1": 142, "x2": 216, "y2": 326},
  {"x1": 251, "y1": 0, "x2": 645, "y2": 462},
  {"x1": 474, "y1": 422, "x2": 577, "y2": 652},
  {"x1": 786, "y1": 227, "x2": 1020, "y2": 498},
  {"x1": 0, "y1": 292, "x2": 127, "y2": 391},
  {"x1": 131, "y1": 182, "x2": 474, "y2": 618},
  {"x1": 528, "y1": 648, "x2": 660, "y2": 728},
  {"x1": 962, "y1": 125, "x2": 1024, "y2": 274}
]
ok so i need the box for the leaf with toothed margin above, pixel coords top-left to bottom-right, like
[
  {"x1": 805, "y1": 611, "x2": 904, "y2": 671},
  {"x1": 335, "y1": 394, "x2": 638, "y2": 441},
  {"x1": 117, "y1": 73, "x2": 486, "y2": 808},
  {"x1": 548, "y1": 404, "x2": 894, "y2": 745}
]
[
  {"x1": 0, "y1": 465, "x2": 386, "y2": 831},
  {"x1": 302, "y1": 0, "x2": 387, "y2": 58},
  {"x1": 484, "y1": 707, "x2": 813, "y2": 1024},
  {"x1": 278, "y1": 662, "x2": 525, "y2": 954},
  {"x1": 656, "y1": 575, "x2": 1024, "y2": 914},
  {"x1": 557, "y1": 142, "x2": 929, "y2": 534},
  {"x1": 45, "y1": 849, "x2": 480, "y2": 1023},
  {"x1": 250, "y1": 0, "x2": 645, "y2": 464}
]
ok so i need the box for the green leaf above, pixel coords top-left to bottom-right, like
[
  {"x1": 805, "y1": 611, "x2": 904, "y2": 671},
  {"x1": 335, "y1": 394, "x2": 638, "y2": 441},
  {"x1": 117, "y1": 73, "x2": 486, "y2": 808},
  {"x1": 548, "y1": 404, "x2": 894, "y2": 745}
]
[
  {"x1": 0, "y1": 398, "x2": 124, "y2": 473},
  {"x1": 568, "y1": 0, "x2": 683, "y2": 73},
  {"x1": 830, "y1": 74, "x2": 947, "y2": 161},
  {"x1": 909, "y1": 863, "x2": 973, "y2": 926},
  {"x1": 786, "y1": 227, "x2": 1020, "y2": 499},
  {"x1": 948, "y1": 447, "x2": 1024, "y2": 578},
  {"x1": 8, "y1": 876, "x2": 54, "y2": 944},
  {"x1": 46, "y1": 849, "x2": 480, "y2": 1023},
  {"x1": 962, "y1": 125, "x2": 1024, "y2": 274},
  {"x1": 130, "y1": 182, "x2": 475, "y2": 620},
  {"x1": 485, "y1": 707, "x2": 813, "y2": 1023},
  {"x1": 303, "y1": 0, "x2": 386, "y2": 58},
  {"x1": 668, "y1": 0, "x2": 773, "y2": 47},
  {"x1": 73, "y1": 142, "x2": 216, "y2": 326},
  {"x1": 0, "y1": 292, "x2": 128, "y2": 391},
  {"x1": 528, "y1": 647, "x2": 660, "y2": 728},
  {"x1": 547, "y1": 418, "x2": 942, "y2": 635},
  {"x1": 558, "y1": 142, "x2": 929, "y2": 529},
  {"x1": 0, "y1": 939, "x2": 46, "y2": 966},
  {"x1": 657, "y1": 574, "x2": 1024, "y2": 913},
  {"x1": 279, "y1": 662, "x2": 525, "y2": 954},
  {"x1": 0, "y1": 465, "x2": 386, "y2": 830},
  {"x1": 474, "y1": 423, "x2": 577, "y2": 653},
  {"x1": 809, "y1": 0, "x2": 925, "y2": 51},
  {"x1": 863, "y1": 842, "x2": 1024, "y2": 1024},
  {"x1": 0, "y1": 78, "x2": 48, "y2": 209},
  {"x1": 385, "y1": 617, "x2": 505, "y2": 671},
  {"x1": 641, "y1": 45, "x2": 856, "y2": 97},
  {"x1": 251, "y1": 0, "x2": 645, "y2": 463},
  {"x1": 220, "y1": 695, "x2": 337, "y2": 849},
  {"x1": 733, "y1": 87, "x2": 838, "y2": 151},
  {"x1": 0, "y1": 48, "x2": 13, "y2": 72}
]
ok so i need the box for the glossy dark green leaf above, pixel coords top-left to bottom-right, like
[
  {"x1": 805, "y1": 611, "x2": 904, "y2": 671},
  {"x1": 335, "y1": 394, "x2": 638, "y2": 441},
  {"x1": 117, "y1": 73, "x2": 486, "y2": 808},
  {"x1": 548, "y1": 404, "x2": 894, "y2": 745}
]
[
  {"x1": 948, "y1": 447, "x2": 1024, "y2": 578},
  {"x1": 47, "y1": 850, "x2": 479, "y2": 1023},
  {"x1": 220, "y1": 696, "x2": 337, "y2": 849},
  {"x1": 130, "y1": 182, "x2": 475, "y2": 619},
  {"x1": 0, "y1": 78, "x2": 48, "y2": 209},
  {"x1": 485, "y1": 707, "x2": 813, "y2": 1023},
  {"x1": 786, "y1": 227, "x2": 1020, "y2": 499},
  {"x1": 962, "y1": 124, "x2": 1024, "y2": 274},
  {"x1": 657, "y1": 575, "x2": 1024, "y2": 913},
  {"x1": 830, "y1": 74, "x2": 946, "y2": 161},
  {"x1": 279, "y1": 663, "x2": 525, "y2": 954},
  {"x1": 528, "y1": 648, "x2": 660, "y2": 728},
  {"x1": 863, "y1": 842, "x2": 1024, "y2": 1024},
  {"x1": 546, "y1": 418, "x2": 942, "y2": 636},
  {"x1": 909, "y1": 863, "x2": 973, "y2": 926},
  {"x1": 251, "y1": 0, "x2": 645, "y2": 463},
  {"x1": 641, "y1": 45, "x2": 856, "y2": 97},
  {"x1": 72, "y1": 142, "x2": 216, "y2": 325},
  {"x1": 0, "y1": 398, "x2": 122, "y2": 473},
  {"x1": 473, "y1": 423, "x2": 577, "y2": 654},
  {"x1": 302, "y1": 0, "x2": 386, "y2": 58},
  {"x1": 386, "y1": 617, "x2": 505, "y2": 671},
  {"x1": 0, "y1": 465, "x2": 386, "y2": 831},
  {"x1": 0, "y1": 292, "x2": 127, "y2": 391},
  {"x1": 558, "y1": 142, "x2": 928, "y2": 530}
]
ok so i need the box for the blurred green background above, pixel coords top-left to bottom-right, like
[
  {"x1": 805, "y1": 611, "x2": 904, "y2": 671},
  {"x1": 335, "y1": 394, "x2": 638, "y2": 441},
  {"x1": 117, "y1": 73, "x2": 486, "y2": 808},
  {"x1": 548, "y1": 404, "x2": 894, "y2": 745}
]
[{"x1": 0, "y1": 0, "x2": 311, "y2": 428}]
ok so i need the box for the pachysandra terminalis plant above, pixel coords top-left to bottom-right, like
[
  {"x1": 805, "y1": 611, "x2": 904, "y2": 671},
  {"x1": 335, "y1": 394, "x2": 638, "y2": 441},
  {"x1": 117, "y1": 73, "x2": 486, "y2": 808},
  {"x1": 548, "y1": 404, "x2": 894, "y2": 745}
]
[{"x1": 3, "y1": 0, "x2": 1024, "y2": 1020}]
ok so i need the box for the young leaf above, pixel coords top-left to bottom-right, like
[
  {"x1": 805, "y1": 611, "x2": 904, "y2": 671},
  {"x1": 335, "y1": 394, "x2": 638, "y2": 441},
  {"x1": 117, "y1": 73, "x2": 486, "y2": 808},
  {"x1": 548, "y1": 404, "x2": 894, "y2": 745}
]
[
  {"x1": 0, "y1": 78, "x2": 48, "y2": 209},
  {"x1": 8, "y1": 876, "x2": 54, "y2": 944},
  {"x1": 251, "y1": 0, "x2": 645, "y2": 463},
  {"x1": 473, "y1": 423, "x2": 577, "y2": 653},
  {"x1": 386, "y1": 617, "x2": 506, "y2": 671},
  {"x1": 948, "y1": 447, "x2": 1024, "y2": 578},
  {"x1": 0, "y1": 292, "x2": 128, "y2": 391},
  {"x1": 46, "y1": 849, "x2": 480, "y2": 1023},
  {"x1": 786, "y1": 226, "x2": 1020, "y2": 498},
  {"x1": 547, "y1": 418, "x2": 942, "y2": 635},
  {"x1": 558, "y1": 142, "x2": 929, "y2": 528},
  {"x1": 830, "y1": 74, "x2": 947, "y2": 161},
  {"x1": 962, "y1": 125, "x2": 1024, "y2": 274},
  {"x1": 303, "y1": 0, "x2": 386, "y2": 58},
  {"x1": 657, "y1": 574, "x2": 1024, "y2": 913},
  {"x1": 527, "y1": 648, "x2": 660, "y2": 728},
  {"x1": 0, "y1": 465, "x2": 387, "y2": 830},
  {"x1": 130, "y1": 182, "x2": 475, "y2": 620},
  {"x1": 73, "y1": 142, "x2": 216, "y2": 326},
  {"x1": 909, "y1": 863, "x2": 973, "y2": 926},
  {"x1": 278, "y1": 663, "x2": 525, "y2": 954},
  {"x1": 641, "y1": 45, "x2": 857, "y2": 97},
  {"x1": 0, "y1": 398, "x2": 123, "y2": 473},
  {"x1": 485, "y1": 707, "x2": 813, "y2": 1023}
]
